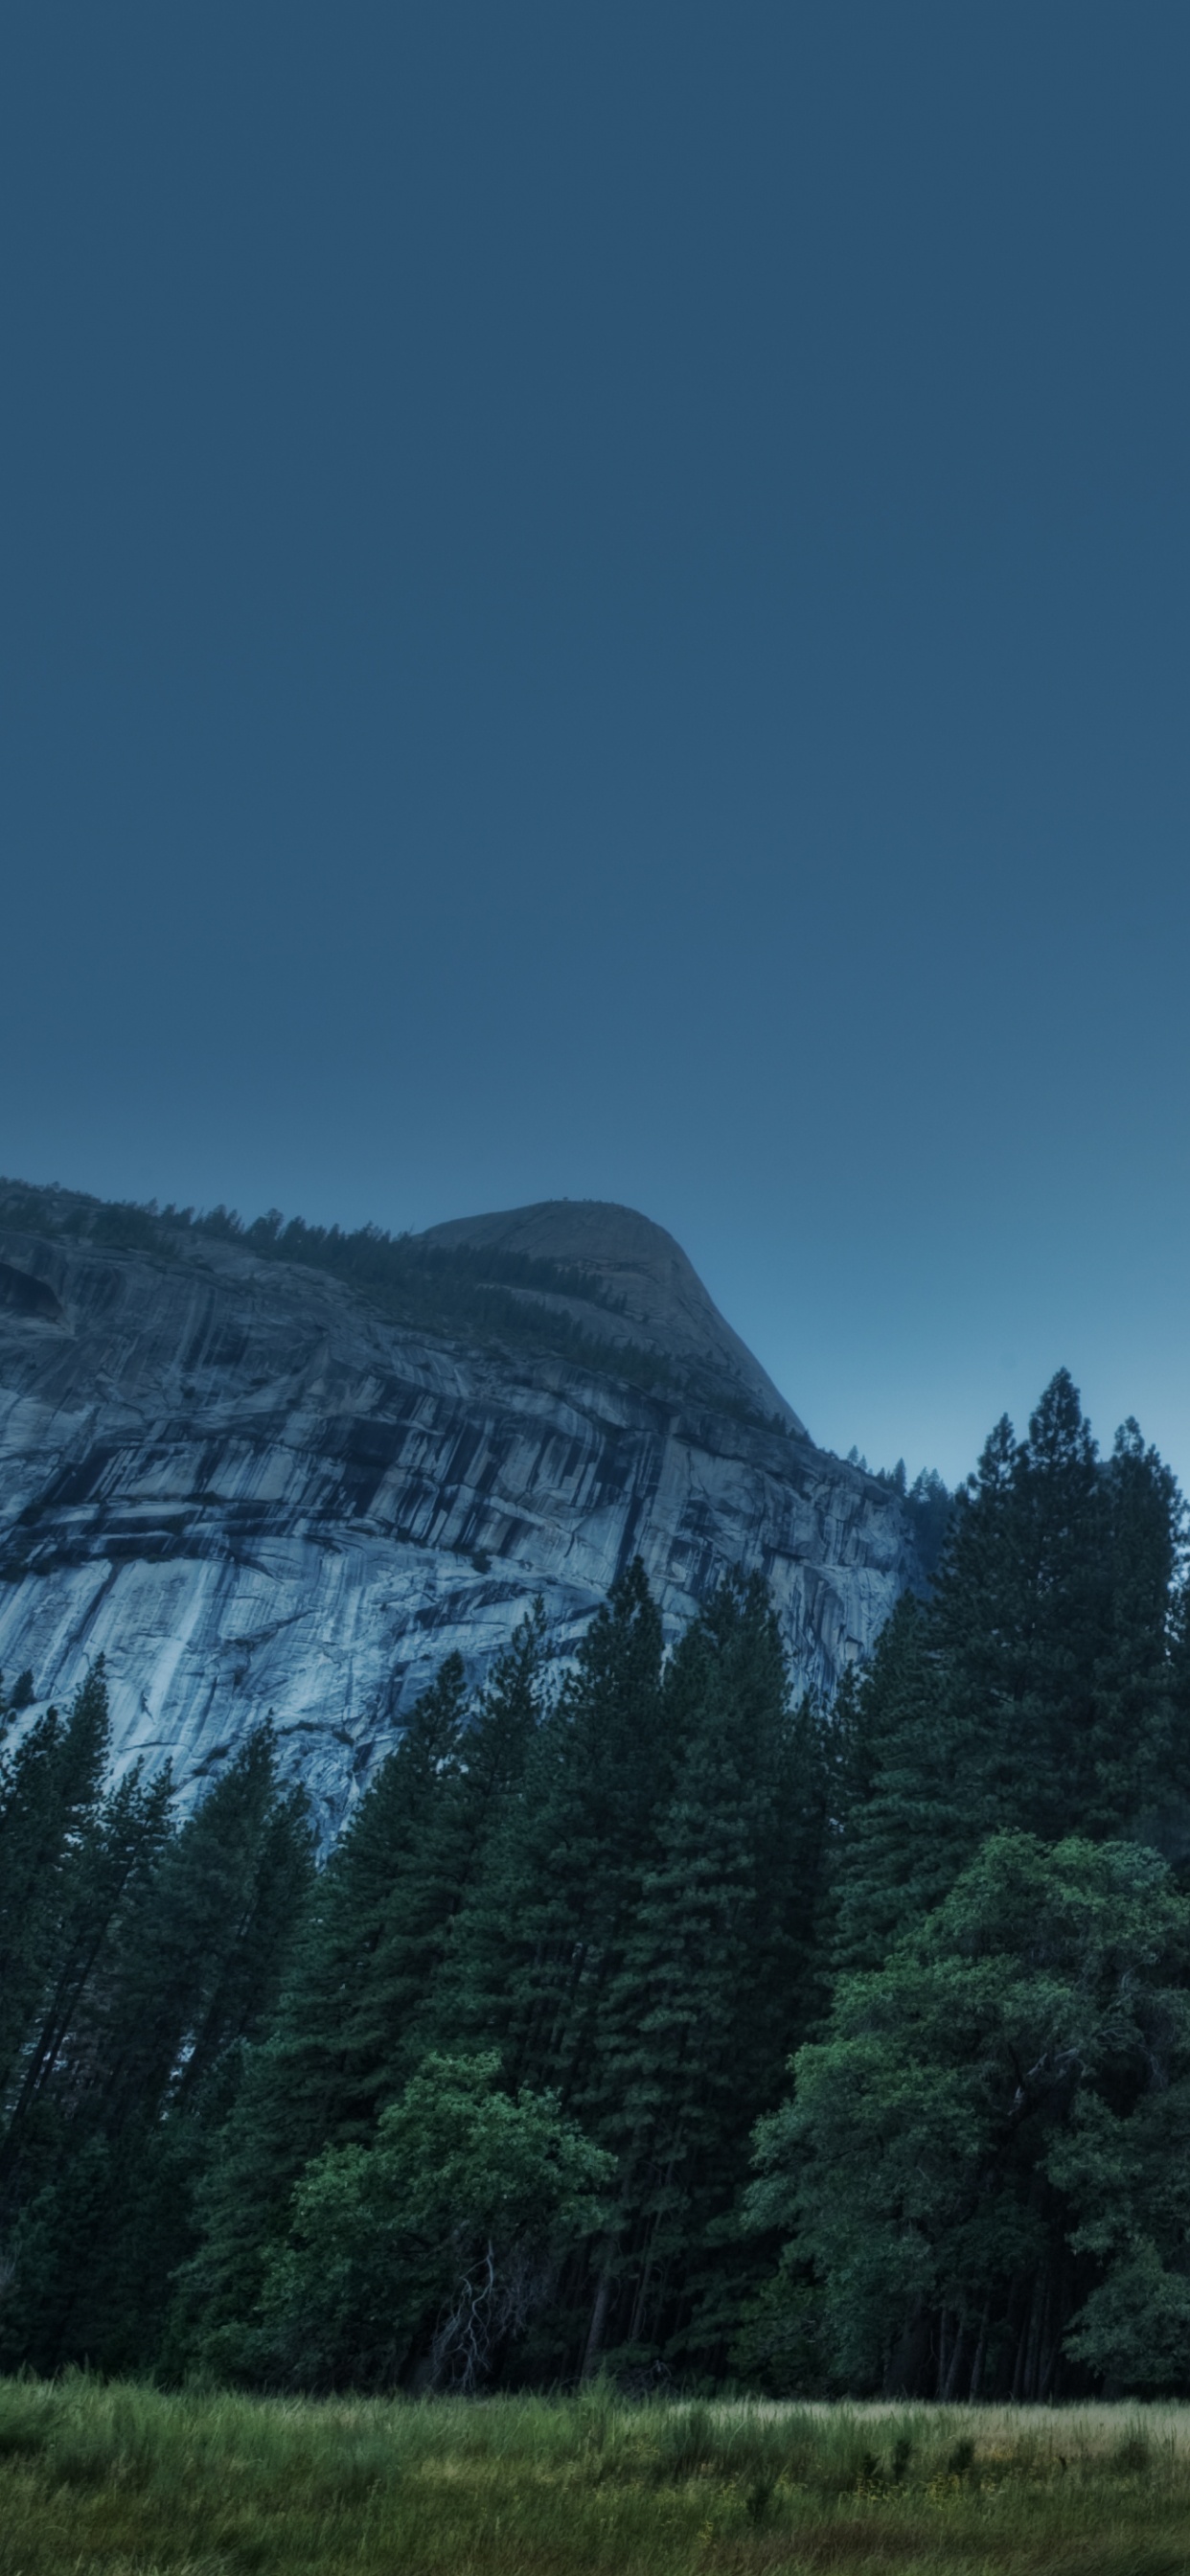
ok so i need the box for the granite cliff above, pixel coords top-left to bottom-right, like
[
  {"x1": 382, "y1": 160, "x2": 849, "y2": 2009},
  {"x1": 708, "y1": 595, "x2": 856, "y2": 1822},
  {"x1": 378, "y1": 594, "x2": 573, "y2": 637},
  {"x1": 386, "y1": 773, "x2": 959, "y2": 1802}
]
[{"x1": 0, "y1": 1183, "x2": 919, "y2": 1835}]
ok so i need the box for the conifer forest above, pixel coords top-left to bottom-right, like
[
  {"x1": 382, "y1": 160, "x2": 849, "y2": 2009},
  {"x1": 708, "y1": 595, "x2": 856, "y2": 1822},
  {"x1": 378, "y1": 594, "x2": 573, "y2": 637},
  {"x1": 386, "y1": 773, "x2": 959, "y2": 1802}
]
[{"x1": 5, "y1": 1368, "x2": 1190, "y2": 2405}]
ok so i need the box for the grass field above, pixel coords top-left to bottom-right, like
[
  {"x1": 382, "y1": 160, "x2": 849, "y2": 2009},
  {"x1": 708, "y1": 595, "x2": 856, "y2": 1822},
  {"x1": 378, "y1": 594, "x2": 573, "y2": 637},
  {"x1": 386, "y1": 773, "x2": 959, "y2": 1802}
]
[{"x1": 3, "y1": 2378, "x2": 1190, "y2": 2575}]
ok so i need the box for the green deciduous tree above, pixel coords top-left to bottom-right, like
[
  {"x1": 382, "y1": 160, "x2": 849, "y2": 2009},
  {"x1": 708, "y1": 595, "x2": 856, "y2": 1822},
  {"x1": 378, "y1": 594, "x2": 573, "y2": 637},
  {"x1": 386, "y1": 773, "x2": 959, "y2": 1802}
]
[
  {"x1": 747, "y1": 1831, "x2": 1190, "y2": 2399},
  {"x1": 256, "y1": 2053, "x2": 612, "y2": 2392}
]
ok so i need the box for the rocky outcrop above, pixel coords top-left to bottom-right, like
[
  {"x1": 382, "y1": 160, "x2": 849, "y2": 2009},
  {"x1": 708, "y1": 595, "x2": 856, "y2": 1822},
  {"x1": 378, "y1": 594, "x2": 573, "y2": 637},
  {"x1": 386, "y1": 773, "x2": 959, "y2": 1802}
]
[{"x1": 0, "y1": 1190, "x2": 917, "y2": 1837}]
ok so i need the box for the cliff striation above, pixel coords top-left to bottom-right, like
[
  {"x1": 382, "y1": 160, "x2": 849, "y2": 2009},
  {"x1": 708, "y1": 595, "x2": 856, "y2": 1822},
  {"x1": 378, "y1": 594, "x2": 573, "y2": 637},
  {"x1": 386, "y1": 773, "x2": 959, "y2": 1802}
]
[{"x1": 0, "y1": 1184, "x2": 917, "y2": 1834}]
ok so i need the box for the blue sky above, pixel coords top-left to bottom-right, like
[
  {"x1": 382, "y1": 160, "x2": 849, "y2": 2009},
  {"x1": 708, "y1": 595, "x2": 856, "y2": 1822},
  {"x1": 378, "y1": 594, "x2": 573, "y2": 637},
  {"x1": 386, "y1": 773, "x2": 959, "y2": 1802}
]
[{"x1": 3, "y1": 2, "x2": 1188, "y2": 1487}]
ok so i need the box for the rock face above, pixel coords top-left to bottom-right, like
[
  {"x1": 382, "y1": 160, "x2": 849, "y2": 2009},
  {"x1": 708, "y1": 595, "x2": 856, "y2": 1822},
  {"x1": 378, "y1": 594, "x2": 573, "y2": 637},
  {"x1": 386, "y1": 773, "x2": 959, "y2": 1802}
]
[
  {"x1": 0, "y1": 1188, "x2": 917, "y2": 1837},
  {"x1": 420, "y1": 1200, "x2": 808, "y2": 1436}
]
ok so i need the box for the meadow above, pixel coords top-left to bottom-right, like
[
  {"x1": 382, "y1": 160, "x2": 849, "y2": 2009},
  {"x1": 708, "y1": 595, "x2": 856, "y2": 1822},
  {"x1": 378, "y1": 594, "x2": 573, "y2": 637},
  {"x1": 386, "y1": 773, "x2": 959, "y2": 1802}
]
[{"x1": 2, "y1": 2380, "x2": 1189, "y2": 2576}]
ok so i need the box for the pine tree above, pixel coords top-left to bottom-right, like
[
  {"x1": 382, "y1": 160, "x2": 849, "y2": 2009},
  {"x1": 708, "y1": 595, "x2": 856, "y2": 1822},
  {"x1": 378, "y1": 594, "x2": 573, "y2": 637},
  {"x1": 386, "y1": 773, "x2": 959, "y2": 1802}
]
[
  {"x1": 831, "y1": 1592, "x2": 950, "y2": 1970},
  {"x1": 0, "y1": 1665, "x2": 173, "y2": 2206},
  {"x1": 0, "y1": 1664, "x2": 116, "y2": 2128},
  {"x1": 435, "y1": 1560, "x2": 669, "y2": 2103},
  {"x1": 1085, "y1": 1419, "x2": 1186, "y2": 1845},
  {"x1": 0, "y1": 1726, "x2": 312, "y2": 2375},
  {"x1": 834, "y1": 1374, "x2": 1187, "y2": 1967},
  {"x1": 347, "y1": 1607, "x2": 548, "y2": 2104},
  {"x1": 580, "y1": 1576, "x2": 830, "y2": 2373}
]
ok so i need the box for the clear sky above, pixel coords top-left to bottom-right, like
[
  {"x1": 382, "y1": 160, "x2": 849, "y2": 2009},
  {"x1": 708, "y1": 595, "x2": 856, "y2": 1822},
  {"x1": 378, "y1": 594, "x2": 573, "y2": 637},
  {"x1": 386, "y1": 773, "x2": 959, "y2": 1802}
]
[{"x1": 3, "y1": 3, "x2": 1188, "y2": 1489}]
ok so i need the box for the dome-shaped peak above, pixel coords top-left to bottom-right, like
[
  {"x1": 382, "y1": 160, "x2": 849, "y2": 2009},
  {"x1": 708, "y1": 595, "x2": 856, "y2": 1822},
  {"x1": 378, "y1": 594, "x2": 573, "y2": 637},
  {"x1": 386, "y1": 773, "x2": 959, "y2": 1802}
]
[{"x1": 416, "y1": 1199, "x2": 806, "y2": 1436}]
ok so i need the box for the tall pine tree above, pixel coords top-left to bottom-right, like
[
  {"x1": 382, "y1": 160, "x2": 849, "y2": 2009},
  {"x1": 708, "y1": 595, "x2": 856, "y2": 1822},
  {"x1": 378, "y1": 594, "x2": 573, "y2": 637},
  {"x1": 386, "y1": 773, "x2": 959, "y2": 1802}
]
[
  {"x1": 0, "y1": 1725, "x2": 311, "y2": 2375},
  {"x1": 581, "y1": 1576, "x2": 830, "y2": 2375},
  {"x1": 435, "y1": 1560, "x2": 669, "y2": 2103},
  {"x1": 835, "y1": 1373, "x2": 1187, "y2": 1969}
]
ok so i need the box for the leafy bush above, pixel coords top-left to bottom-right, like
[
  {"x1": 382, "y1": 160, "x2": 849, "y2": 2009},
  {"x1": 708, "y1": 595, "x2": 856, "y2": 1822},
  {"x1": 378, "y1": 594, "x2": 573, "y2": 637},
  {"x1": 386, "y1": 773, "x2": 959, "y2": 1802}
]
[{"x1": 258, "y1": 2054, "x2": 613, "y2": 2391}]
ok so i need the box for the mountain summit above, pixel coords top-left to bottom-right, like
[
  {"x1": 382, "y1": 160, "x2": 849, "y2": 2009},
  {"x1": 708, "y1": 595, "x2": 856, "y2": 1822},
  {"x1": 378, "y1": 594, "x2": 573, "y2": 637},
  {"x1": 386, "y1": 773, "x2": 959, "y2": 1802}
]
[{"x1": 417, "y1": 1199, "x2": 807, "y2": 1436}]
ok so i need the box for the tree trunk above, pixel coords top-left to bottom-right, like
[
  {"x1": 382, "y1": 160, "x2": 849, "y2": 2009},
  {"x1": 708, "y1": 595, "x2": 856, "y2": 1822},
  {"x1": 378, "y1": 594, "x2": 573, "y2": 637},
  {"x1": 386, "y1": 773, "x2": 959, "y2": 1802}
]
[
  {"x1": 581, "y1": 2248, "x2": 616, "y2": 2381},
  {"x1": 1023, "y1": 2265, "x2": 1048, "y2": 2402},
  {"x1": 935, "y1": 2308, "x2": 950, "y2": 2401},
  {"x1": 943, "y1": 2311, "x2": 967, "y2": 2402},
  {"x1": 1011, "y1": 2275, "x2": 1036, "y2": 2402}
]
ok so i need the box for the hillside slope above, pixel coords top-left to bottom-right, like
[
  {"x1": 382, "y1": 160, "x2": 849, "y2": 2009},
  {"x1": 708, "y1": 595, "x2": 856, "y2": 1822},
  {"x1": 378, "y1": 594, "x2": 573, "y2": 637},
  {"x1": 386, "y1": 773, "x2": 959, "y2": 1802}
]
[
  {"x1": 420, "y1": 1199, "x2": 807, "y2": 1434},
  {"x1": 0, "y1": 1184, "x2": 916, "y2": 1833}
]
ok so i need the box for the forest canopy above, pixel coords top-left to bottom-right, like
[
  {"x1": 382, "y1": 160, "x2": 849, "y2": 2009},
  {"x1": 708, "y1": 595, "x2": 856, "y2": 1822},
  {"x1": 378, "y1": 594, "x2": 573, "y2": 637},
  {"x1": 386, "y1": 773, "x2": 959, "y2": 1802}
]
[{"x1": 1, "y1": 1368, "x2": 1187, "y2": 2398}]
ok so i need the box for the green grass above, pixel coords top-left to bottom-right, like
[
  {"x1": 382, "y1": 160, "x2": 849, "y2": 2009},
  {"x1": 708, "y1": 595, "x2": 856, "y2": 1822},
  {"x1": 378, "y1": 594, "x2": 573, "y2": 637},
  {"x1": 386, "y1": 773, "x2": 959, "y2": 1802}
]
[{"x1": 3, "y1": 2380, "x2": 1190, "y2": 2575}]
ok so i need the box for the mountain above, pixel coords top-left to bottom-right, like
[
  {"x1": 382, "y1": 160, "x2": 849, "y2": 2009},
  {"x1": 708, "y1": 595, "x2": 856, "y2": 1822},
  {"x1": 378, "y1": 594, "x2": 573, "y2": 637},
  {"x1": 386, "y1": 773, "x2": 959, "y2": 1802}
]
[
  {"x1": 419, "y1": 1198, "x2": 807, "y2": 1433},
  {"x1": 0, "y1": 1181, "x2": 919, "y2": 1835}
]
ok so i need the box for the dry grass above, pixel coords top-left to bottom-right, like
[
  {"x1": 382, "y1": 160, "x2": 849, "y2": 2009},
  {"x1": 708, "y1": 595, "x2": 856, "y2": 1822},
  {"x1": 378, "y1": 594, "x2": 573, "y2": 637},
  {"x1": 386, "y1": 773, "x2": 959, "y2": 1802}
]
[{"x1": 2, "y1": 2378, "x2": 1190, "y2": 2574}]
